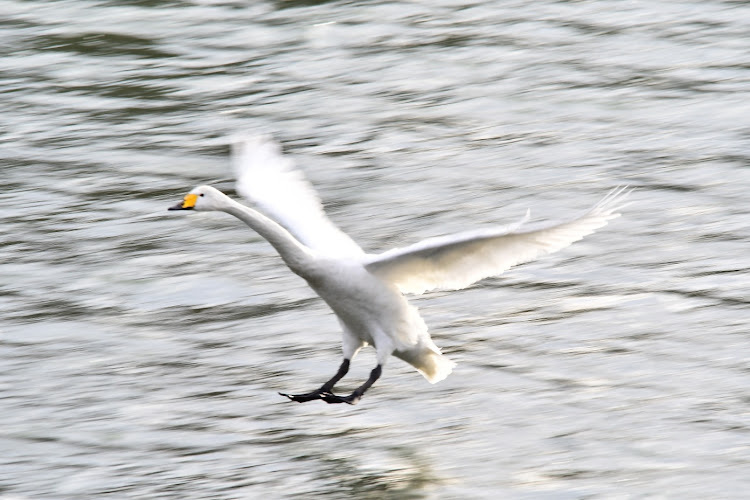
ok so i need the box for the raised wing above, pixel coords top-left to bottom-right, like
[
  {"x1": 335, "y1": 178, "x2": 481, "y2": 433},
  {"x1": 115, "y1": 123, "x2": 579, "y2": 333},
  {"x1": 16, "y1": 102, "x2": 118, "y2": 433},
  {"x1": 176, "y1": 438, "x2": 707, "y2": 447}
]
[
  {"x1": 232, "y1": 134, "x2": 364, "y2": 258},
  {"x1": 365, "y1": 187, "x2": 631, "y2": 294}
]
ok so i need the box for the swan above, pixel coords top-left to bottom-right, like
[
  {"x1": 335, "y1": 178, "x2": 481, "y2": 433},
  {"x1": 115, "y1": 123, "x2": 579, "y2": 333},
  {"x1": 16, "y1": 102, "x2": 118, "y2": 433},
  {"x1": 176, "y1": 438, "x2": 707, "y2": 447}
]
[{"x1": 168, "y1": 135, "x2": 630, "y2": 405}]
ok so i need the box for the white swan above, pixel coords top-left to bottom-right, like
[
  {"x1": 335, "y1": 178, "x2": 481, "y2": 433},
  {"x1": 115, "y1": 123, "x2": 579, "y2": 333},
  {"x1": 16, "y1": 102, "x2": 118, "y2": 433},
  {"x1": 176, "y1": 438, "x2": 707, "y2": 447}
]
[{"x1": 168, "y1": 135, "x2": 630, "y2": 405}]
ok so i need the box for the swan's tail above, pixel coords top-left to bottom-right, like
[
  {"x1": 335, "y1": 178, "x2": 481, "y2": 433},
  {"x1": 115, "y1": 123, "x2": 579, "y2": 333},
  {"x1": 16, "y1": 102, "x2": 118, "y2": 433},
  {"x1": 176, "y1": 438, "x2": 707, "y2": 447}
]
[
  {"x1": 392, "y1": 301, "x2": 455, "y2": 383},
  {"x1": 417, "y1": 350, "x2": 456, "y2": 383},
  {"x1": 396, "y1": 347, "x2": 455, "y2": 384}
]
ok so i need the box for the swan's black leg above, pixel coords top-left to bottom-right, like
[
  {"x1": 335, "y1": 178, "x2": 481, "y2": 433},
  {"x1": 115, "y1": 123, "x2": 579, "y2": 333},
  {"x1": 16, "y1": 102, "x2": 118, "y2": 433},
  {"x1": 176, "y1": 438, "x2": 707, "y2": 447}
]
[
  {"x1": 320, "y1": 364, "x2": 382, "y2": 405},
  {"x1": 279, "y1": 359, "x2": 350, "y2": 403}
]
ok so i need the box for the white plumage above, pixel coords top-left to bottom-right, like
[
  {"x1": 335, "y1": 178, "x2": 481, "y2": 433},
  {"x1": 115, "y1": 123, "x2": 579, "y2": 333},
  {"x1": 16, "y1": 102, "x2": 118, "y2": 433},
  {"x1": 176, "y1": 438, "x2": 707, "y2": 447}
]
[
  {"x1": 231, "y1": 135, "x2": 364, "y2": 259},
  {"x1": 169, "y1": 135, "x2": 630, "y2": 405}
]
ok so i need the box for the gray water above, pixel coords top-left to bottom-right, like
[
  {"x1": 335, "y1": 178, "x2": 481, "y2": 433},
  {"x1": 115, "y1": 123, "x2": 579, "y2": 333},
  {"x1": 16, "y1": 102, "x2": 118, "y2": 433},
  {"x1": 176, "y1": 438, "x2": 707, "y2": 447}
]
[{"x1": 2, "y1": 0, "x2": 749, "y2": 498}]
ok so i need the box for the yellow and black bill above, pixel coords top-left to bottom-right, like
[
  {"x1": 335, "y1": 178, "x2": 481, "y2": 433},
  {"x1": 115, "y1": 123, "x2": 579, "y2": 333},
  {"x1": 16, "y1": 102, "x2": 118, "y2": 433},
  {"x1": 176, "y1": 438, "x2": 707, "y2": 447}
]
[{"x1": 168, "y1": 193, "x2": 198, "y2": 211}]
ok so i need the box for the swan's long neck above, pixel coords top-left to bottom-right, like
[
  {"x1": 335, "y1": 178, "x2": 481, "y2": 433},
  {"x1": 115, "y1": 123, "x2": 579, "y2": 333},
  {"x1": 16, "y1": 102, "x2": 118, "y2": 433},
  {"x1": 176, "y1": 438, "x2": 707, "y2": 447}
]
[{"x1": 221, "y1": 197, "x2": 315, "y2": 275}]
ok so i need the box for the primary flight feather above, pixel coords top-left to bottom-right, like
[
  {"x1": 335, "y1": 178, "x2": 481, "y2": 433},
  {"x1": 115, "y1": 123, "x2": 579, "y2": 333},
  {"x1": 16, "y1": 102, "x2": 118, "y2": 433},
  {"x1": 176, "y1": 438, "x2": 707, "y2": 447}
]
[{"x1": 169, "y1": 135, "x2": 630, "y2": 405}]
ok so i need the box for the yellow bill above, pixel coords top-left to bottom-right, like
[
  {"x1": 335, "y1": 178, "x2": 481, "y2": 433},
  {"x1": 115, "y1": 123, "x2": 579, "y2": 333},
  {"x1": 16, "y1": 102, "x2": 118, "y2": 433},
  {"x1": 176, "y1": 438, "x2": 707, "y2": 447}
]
[{"x1": 168, "y1": 193, "x2": 198, "y2": 211}]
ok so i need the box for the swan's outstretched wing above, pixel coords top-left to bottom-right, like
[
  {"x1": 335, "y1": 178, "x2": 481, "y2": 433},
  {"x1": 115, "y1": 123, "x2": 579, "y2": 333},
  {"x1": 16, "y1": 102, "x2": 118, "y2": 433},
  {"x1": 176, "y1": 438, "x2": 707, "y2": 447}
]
[
  {"x1": 365, "y1": 187, "x2": 631, "y2": 295},
  {"x1": 232, "y1": 135, "x2": 364, "y2": 257}
]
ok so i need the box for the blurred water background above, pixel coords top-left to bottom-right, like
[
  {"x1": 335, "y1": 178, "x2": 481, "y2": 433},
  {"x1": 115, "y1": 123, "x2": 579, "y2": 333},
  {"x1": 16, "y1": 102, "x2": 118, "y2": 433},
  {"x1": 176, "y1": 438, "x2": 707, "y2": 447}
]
[{"x1": 2, "y1": 0, "x2": 749, "y2": 498}]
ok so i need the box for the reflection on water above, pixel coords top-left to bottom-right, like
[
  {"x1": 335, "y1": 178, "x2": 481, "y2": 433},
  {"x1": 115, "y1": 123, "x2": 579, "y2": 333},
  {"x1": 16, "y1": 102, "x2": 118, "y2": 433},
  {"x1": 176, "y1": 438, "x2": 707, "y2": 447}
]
[{"x1": 2, "y1": 0, "x2": 750, "y2": 498}]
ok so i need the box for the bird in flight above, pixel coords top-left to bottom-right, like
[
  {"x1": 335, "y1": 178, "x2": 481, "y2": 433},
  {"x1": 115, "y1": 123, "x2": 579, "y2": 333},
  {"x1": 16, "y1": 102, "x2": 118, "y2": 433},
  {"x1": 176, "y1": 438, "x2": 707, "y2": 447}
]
[{"x1": 169, "y1": 135, "x2": 630, "y2": 405}]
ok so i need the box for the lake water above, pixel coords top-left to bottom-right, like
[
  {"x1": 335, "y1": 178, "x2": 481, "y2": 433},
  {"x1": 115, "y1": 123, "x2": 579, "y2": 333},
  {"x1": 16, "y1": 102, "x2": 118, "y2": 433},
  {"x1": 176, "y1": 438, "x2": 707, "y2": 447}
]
[{"x1": 1, "y1": 1, "x2": 749, "y2": 498}]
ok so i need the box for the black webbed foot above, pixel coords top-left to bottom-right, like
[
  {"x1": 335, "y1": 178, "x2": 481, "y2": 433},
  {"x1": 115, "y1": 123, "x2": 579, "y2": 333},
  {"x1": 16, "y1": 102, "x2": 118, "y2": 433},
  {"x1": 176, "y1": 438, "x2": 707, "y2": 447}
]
[
  {"x1": 280, "y1": 362, "x2": 381, "y2": 405},
  {"x1": 278, "y1": 391, "x2": 325, "y2": 403},
  {"x1": 279, "y1": 359, "x2": 352, "y2": 403},
  {"x1": 320, "y1": 392, "x2": 361, "y2": 405}
]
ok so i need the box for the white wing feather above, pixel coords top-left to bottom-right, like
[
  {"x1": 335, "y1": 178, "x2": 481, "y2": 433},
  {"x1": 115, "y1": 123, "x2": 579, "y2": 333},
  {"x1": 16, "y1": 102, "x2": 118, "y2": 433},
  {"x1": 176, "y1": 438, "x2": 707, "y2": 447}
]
[
  {"x1": 365, "y1": 187, "x2": 631, "y2": 295},
  {"x1": 232, "y1": 135, "x2": 364, "y2": 258}
]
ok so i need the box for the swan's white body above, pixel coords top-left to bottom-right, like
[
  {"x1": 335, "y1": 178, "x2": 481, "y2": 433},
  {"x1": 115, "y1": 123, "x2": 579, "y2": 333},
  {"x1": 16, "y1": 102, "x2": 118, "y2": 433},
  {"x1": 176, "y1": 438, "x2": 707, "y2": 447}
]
[{"x1": 170, "y1": 135, "x2": 630, "y2": 403}]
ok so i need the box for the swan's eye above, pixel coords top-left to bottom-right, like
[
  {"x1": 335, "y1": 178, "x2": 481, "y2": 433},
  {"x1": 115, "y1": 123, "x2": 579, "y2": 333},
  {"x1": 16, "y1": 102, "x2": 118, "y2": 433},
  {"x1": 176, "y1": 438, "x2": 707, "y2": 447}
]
[{"x1": 200, "y1": 193, "x2": 205, "y2": 197}]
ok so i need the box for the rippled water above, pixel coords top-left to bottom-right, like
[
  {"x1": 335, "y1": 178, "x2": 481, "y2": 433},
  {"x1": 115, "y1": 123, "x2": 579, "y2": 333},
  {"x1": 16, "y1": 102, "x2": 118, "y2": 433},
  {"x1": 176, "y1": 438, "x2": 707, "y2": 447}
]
[{"x1": 2, "y1": 0, "x2": 749, "y2": 498}]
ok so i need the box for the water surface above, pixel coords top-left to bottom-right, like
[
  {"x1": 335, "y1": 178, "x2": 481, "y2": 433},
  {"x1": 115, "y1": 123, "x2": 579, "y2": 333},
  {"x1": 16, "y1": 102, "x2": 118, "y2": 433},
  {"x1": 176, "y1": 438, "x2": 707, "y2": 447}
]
[{"x1": 2, "y1": 1, "x2": 749, "y2": 498}]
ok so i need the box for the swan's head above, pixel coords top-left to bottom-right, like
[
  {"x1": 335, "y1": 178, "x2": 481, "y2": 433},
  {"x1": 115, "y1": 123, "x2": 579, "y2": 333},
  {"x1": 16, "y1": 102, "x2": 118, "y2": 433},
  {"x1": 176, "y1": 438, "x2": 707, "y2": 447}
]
[{"x1": 168, "y1": 185, "x2": 228, "y2": 212}]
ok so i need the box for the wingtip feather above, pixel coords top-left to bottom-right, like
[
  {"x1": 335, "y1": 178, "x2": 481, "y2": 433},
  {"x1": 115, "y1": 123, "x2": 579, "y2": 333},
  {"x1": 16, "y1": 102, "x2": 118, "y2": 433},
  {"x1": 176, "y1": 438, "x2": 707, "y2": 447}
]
[{"x1": 592, "y1": 185, "x2": 633, "y2": 217}]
